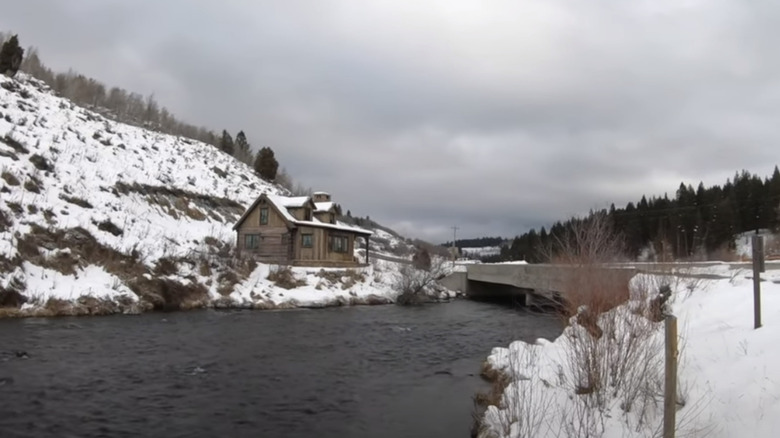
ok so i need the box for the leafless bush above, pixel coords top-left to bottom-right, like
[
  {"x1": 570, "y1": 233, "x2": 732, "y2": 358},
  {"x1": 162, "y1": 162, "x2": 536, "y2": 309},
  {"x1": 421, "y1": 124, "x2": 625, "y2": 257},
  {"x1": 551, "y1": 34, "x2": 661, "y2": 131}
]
[
  {"x1": 547, "y1": 212, "x2": 671, "y2": 436},
  {"x1": 395, "y1": 256, "x2": 448, "y2": 305},
  {"x1": 1, "y1": 169, "x2": 20, "y2": 185},
  {"x1": 23, "y1": 175, "x2": 41, "y2": 193},
  {"x1": 487, "y1": 346, "x2": 557, "y2": 437},
  {"x1": 60, "y1": 194, "x2": 93, "y2": 208},
  {"x1": 96, "y1": 219, "x2": 123, "y2": 236}
]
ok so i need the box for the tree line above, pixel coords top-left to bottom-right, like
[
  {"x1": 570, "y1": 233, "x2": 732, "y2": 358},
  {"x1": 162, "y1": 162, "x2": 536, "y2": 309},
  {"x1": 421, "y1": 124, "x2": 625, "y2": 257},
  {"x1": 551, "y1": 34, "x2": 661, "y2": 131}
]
[
  {"x1": 440, "y1": 236, "x2": 505, "y2": 249},
  {"x1": 484, "y1": 167, "x2": 780, "y2": 263},
  {"x1": 0, "y1": 32, "x2": 312, "y2": 193}
]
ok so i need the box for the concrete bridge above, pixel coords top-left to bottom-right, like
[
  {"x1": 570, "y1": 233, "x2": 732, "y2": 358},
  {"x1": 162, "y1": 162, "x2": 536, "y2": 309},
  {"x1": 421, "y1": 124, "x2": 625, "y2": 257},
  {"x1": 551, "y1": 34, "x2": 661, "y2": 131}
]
[
  {"x1": 440, "y1": 260, "x2": 780, "y2": 308},
  {"x1": 439, "y1": 263, "x2": 637, "y2": 308}
]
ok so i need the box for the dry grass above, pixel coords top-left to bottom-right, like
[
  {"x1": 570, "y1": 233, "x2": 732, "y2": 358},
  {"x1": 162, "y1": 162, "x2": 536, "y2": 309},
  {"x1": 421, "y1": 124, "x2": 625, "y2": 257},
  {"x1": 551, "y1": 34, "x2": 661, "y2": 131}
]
[
  {"x1": 153, "y1": 257, "x2": 178, "y2": 276},
  {"x1": 174, "y1": 197, "x2": 207, "y2": 221},
  {"x1": 128, "y1": 277, "x2": 209, "y2": 311},
  {"x1": 199, "y1": 260, "x2": 212, "y2": 277},
  {"x1": 268, "y1": 265, "x2": 307, "y2": 289}
]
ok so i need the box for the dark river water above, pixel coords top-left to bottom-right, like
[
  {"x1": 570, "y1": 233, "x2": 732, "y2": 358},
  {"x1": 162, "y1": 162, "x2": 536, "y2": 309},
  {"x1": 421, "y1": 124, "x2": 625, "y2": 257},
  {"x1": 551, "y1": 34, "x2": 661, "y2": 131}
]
[{"x1": 0, "y1": 300, "x2": 561, "y2": 438}]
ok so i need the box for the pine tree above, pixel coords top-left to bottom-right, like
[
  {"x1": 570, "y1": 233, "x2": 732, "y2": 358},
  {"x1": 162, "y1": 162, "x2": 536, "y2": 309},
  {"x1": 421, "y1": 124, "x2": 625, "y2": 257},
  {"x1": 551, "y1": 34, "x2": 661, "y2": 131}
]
[
  {"x1": 0, "y1": 35, "x2": 24, "y2": 77},
  {"x1": 235, "y1": 131, "x2": 250, "y2": 154},
  {"x1": 253, "y1": 146, "x2": 279, "y2": 181},
  {"x1": 219, "y1": 130, "x2": 234, "y2": 155}
]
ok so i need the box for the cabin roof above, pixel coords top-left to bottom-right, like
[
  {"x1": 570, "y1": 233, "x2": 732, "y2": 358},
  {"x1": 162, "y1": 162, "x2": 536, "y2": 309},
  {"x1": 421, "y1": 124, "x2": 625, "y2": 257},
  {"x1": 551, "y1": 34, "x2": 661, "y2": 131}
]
[
  {"x1": 233, "y1": 193, "x2": 371, "y2": 236},
  {"x1": 314, "y1": 201, "x2": 336, "y2": 213}
]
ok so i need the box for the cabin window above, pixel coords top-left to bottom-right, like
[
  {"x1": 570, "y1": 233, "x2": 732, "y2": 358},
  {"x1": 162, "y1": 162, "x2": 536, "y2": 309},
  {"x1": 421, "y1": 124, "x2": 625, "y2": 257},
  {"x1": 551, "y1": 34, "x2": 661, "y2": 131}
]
[
  {"x1": 302, "y1": 234, "x2": 313, "y2": 248},
  {"x1": 330, "y1": 235, "x2": 348, "y2": 253},
  {"x1": 305, "y1": 208, "x2": 312, "y2": 221},
  {"x1": 244, "y1": 234, "x2": 260, "y2": 249},
  {"x1": 260, "y1": 207, "x2": 269, "y2": 225}
]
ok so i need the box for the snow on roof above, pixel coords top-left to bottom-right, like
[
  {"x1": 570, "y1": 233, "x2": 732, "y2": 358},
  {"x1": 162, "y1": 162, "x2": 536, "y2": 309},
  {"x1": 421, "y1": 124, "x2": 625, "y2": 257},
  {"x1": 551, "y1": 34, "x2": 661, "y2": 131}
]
[
  {"x1": 314, "y1": 202, "x2": 336, "y2": 212},
  {"x1": 265, "y1": 194, "x2": 300, "y2": 223},
  {"x1": 277, "y1": 196, "x2": 311, "y2": 208},
  {"x1": 312, "y1": 191, "x2": 329, "y2": 195},
  {"x1": 263, "y1": 195, "x2": 371, "y2": 235},
  {"x1": 296, "y1": 218, "x2": 373, "y2": 236}
]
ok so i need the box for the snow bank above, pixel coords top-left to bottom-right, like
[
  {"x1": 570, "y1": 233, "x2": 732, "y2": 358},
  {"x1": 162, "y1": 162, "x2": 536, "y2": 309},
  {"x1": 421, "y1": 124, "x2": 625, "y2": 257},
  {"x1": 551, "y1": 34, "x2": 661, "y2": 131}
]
[{"x1": 479, "y1": 265, "x2": 780, "y2": 438}]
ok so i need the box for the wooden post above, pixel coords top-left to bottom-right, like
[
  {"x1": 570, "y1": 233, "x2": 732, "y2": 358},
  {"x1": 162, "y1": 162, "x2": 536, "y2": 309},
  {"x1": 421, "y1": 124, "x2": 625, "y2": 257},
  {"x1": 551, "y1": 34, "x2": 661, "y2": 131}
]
[
  {"x1": 752, "y1": 235, "x2": 763, "y2": 329},
  {"x1": 663, "y1": 314, "x2": 678, "y2": 438}
]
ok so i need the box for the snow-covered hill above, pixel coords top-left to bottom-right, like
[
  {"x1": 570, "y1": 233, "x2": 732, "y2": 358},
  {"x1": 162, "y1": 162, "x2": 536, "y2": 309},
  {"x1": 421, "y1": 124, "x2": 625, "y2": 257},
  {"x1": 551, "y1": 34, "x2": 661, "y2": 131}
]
[{"x1": 0, "y1": 74, "x2": 416, "y2": 316}]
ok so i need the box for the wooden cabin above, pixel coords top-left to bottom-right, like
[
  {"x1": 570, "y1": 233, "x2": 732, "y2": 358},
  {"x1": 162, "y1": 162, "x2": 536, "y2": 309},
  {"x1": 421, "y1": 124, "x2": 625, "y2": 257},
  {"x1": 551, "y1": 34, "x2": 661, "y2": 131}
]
[{"x1": 232, "y1": 192, "x2": 372, "y2": 267}]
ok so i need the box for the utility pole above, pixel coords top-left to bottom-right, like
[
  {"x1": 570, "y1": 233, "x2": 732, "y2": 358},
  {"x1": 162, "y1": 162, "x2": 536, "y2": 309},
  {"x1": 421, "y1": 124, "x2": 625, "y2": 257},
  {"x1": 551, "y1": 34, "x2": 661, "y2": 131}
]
[{"x1": 451, "y1": 226, "x2": 459, "y2": 266}]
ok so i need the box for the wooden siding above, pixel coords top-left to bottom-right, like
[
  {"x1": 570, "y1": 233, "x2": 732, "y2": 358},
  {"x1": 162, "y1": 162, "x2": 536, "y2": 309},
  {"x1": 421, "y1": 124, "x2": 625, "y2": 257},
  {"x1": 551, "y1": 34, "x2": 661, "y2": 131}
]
[
  {"x1": 313, "y1": 211, "x2": 334, "y2": 224},
  {"x1": 288, "y1": 207, "x2": 313, "y2": 221},
  {"x1": 236, "y1": 195, "x2": 364, "y2": 267},
  {"x1": 237, "y1": 198, "x2": 293, "y2": 262}
]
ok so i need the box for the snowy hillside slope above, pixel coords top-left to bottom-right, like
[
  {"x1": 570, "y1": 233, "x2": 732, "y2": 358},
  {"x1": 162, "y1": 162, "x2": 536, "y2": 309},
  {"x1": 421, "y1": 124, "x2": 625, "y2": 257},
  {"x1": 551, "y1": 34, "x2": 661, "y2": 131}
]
[{"x1": 0, "y1": 74, "x2": 412, "y2": 316}]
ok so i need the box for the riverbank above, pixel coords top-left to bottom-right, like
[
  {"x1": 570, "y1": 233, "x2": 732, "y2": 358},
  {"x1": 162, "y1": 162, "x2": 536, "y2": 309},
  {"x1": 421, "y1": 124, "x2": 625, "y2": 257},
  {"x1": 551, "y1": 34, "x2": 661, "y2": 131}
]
[
  {"x1": 475, "y1": 264, "x2": 780, "y2": 438},
  {"x1": 0, "y1": 258, "x2": 458, "y2": 318}
]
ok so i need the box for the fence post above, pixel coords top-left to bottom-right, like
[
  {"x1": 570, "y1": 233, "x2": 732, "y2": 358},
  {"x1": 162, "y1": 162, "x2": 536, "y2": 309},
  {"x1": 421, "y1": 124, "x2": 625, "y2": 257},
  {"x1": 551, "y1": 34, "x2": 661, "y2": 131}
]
[
  {"x1": 752, "y1": 235, "x2": 763, "y2": 329},
  {"x1": 663, "y1": 314, "x2": 678, "y2": 438}
]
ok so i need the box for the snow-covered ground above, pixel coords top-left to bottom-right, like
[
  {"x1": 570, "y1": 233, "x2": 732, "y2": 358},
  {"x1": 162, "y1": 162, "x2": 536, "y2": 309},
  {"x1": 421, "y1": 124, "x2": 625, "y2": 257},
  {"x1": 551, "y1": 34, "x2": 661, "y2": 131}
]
[
  {"x1": 479, "y1": 265, "x2": 780, "y2": 438},
  {"x1": 462, "y1": 246, "x2": 502, "y2": 258},
  {"x1": 0, "y1": 74, "x2": 419, "y2": 316}
]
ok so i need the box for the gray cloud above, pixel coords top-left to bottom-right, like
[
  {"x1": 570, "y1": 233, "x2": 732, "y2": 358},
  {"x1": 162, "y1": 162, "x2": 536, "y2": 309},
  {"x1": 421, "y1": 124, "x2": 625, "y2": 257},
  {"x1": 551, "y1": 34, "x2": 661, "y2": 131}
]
[{"x1": 3, "y1": 1, "x2": 780, "y2": 242}]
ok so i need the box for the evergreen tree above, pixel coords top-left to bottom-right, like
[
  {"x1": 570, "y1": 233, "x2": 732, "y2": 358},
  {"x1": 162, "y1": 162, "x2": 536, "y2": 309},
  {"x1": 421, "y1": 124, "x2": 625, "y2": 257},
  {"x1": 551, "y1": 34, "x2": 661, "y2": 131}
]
[
  {"x1": 235, "y1": 131, "x2": 250, "y2": 155},
  {"x1": 0, "y1": 34, "x2": 24, "y2": 77},
  {"x1": 219, "y1": 130, "x2": 234, "y2": 155},
  {"x1": 253, "y1": 146, "x2": 279, "y2": 181}
]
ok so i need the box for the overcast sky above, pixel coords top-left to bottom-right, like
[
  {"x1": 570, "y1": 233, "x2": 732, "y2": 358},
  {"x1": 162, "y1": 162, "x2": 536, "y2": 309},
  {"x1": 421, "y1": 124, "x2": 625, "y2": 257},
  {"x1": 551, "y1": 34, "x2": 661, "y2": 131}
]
[{"x1": 3, "y1": 1, "x2": 780, "y2": 242}]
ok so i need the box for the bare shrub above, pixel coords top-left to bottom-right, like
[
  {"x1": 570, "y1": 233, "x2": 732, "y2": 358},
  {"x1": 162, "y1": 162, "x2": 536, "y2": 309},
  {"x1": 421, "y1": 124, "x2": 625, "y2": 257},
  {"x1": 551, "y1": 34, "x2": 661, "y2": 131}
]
[
  {"x1": 395, "y1": 256, "x2": 448, "y2": 305},
  {"x1": 216, "y1": 271, "x2": 240, "y2": 296},
  {"x1": 6, "y1": 201, "x2": 22, "y2": 214},
  {"x1": 23, "y1": 176, "x2": 41, "y2": 193},
  {"x1": 544, "y1": 212, "x2": 671, "y2": 435},
  {"x1": 28, "y1": 154, "x2": 53, "y2": 171},
  {"x1": 268, "y1": 265, "x2": 306, "y2": 289},
  {"x1": 60, "y1": 194, "x2": 93, "y2": 208},
  {"x1": 0, "y1": 276, "x2": 27, "y2": 308},
  {"x1": 2, "y1": 134, "x2": 28, "y2": 154},
  {"x1": 1, "y1": 169, "x2": 20, "y2": 185},
  {"x1": 547, "y1": 212, "x2": 630, "y2": 317},
  {"x1": 0, "y1": 208, "x2": 11, "y2": 232},
  {"x1": 96, "y1": 219, "x2": 123, "y2": 236}
]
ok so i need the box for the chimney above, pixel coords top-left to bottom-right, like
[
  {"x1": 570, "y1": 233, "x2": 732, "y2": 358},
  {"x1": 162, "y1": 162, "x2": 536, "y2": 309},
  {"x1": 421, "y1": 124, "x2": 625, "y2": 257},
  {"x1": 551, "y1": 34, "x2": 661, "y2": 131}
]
[{"x1": 312, "y1": 191, "x2": 331, "y2": 202}]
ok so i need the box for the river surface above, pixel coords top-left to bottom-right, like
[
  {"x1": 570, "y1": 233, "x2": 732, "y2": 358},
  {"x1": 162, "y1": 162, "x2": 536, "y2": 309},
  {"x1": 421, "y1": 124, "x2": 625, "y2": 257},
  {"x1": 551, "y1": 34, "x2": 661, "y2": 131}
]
[{"x1": 0, "y1": 300, "x2": 561, "y2": 438}]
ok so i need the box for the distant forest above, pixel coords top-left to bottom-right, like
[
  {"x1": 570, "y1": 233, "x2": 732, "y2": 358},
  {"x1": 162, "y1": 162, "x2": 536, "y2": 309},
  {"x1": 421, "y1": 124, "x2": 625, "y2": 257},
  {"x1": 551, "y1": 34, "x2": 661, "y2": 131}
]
[
  {"x1": 440, "y1": 237, "x2": 505, "y2": 249},
  {"x1": 483, "y1": 168, "x2": 780, "y2": 263}
]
